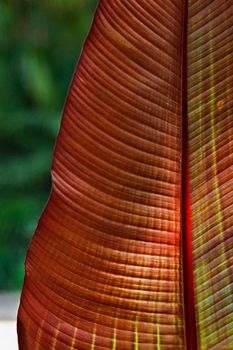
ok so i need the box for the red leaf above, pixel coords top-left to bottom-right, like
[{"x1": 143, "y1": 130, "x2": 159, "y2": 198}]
[{"x1": 18, "y1": 1, "x2": 233, "y2": 349}]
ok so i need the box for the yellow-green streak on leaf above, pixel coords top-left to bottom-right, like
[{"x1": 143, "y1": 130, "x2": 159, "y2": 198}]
[
  {"x1": 91, "y1": 326, "x2": 96, "y2": 350},
  {"x1": 135, "y1": 317, "x2": 139, "y2": 350},
  {"x1": 112, "y1": 327, "x2": 117, "y2": 350},
  {"x1": 157, "y1": 324, "x2": 161, "y2": 350}
]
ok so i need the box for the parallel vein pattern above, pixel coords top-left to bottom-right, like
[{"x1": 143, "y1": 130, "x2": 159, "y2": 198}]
[
  {"x1": 188, "y1": 1, "x2": 233, "y2": 349},
  {"x1": 18, "y1": 0, "x2": 185, "y2": 349}
]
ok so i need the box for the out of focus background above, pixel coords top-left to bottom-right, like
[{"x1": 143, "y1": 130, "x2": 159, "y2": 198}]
[
  {"x1": 1, "y1": 1, "x2": 98, "y2": 347},
  {"x1": 0, "y1": 0, "x2": 98, "y2": 292}
]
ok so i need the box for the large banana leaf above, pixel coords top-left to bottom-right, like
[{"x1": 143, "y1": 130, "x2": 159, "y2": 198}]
[{"x1": 17, "y1": 1, "x2": 233, "y2": 349}]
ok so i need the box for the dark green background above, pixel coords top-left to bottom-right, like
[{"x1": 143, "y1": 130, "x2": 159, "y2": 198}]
[{"x1": 0, "y1": 0, "x2": 98, "y2": 291}]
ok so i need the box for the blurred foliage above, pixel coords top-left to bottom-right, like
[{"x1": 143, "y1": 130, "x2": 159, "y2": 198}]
[{"x1": 0, "y1": 0, "x2": 98, "y2": 290}]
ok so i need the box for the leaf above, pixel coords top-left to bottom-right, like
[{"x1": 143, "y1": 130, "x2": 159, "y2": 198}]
[{"x1": 17, "y1": 1, "x2": 233, "y2": 349}]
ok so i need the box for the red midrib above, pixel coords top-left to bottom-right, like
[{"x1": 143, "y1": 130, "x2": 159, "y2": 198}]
[{"x1": 182, "y1": 1, "x2": 197, "y2": 349}]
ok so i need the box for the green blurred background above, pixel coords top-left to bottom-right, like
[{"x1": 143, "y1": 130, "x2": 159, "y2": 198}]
[{"x1": 0, "y1": 0, "x2": 98, "y2": 291}]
